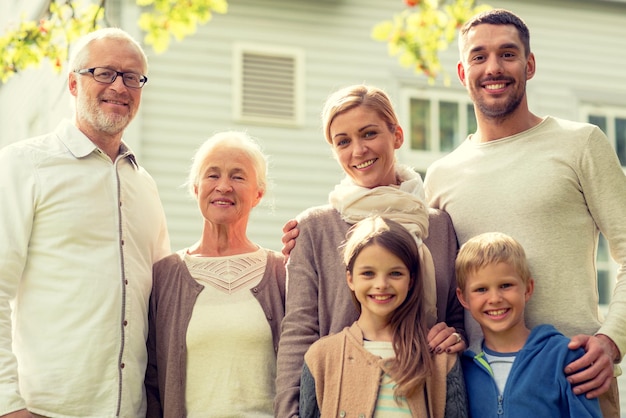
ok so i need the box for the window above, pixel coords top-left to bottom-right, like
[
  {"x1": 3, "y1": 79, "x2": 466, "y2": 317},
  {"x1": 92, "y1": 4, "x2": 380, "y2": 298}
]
[
  {"x1": 233, "y1": 43, "x2": 305, "y2": 127},
  {"x1": 402, "y1": 89, "x2": 475, "y2": 171},
  {"x1": 596, "y1": 234, "x2": 616, "y2": 305}
]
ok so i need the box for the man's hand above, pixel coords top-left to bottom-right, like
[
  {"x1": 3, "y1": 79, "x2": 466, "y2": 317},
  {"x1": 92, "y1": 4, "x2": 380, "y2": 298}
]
[
  {"x1": 427, "y1": 322, "x2": 466, "y2": 354},
  {"x1": 1, "y1": 409, "x2": 34, "y2": 418},
  {"x1": 281, "y1": 219, "x2": 299, "y2": 261},
  {"x1": 565, "y1": 333, "x2": 618, "y2": 398}
]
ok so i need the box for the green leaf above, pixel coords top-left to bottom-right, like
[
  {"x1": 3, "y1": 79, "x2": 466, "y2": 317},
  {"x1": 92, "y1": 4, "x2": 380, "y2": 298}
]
[
  {"x1": 372, "y1": 0, "x2": 492, "y2": 82},
  {"x1": 1, "y1": 0, "x2": 229, "y2": 83}
]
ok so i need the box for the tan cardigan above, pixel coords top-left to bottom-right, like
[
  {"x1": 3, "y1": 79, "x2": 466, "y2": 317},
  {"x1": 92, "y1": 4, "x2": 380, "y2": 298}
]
[{"x1": 303, "y1": 323, "x2": 459, "y2": 417}]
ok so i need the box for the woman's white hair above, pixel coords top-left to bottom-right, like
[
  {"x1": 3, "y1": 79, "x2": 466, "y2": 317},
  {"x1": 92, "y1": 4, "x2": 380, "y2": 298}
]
[{"x1": 187, "y1": 131, "x2": 268, "y2": 198}]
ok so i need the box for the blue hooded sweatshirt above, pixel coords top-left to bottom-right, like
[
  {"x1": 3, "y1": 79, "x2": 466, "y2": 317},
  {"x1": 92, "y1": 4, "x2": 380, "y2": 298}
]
[{"x1": 461, "y1": 324, "x2": 601, "y2": 418}]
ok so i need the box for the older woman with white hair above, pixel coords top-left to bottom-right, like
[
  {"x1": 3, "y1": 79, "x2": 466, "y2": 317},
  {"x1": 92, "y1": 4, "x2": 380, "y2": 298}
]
[{"x1": 145, "y1": 131, "x2": 286, "y2": 417}]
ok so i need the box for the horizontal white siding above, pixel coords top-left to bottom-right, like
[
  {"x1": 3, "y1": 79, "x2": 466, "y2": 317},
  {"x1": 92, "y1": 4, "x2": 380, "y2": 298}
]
[
  {"x1": 396, "y1": 0, "x2": 626, "y2": 166},
  {"x1": 139, "y1": 0, "x2": 410, "y2": 251},
  {"x1": 140, "y1": 0, "x2": 626, "y2": 252},
  {"x1": 489, "y1": 0, "x2": 626, "y2": 119},
  {"x1": 2, "y1": 0, "x2": 625, "y2": 253}
]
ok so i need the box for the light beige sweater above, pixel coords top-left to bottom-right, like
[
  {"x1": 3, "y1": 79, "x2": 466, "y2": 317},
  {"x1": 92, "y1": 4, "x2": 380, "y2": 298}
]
[{"x1": 425, "y1": 116, "x2": 626, "y2": 357}]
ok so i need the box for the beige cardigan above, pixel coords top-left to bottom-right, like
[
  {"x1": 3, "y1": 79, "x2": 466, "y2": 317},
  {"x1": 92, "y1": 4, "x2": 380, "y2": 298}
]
[{"x1": 303, "y1": 323, "x2": 460, "y2": 417}]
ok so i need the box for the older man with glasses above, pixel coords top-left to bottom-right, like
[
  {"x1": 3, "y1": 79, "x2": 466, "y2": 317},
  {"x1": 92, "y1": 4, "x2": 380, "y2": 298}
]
[{"x1": 0, "y1": 28, "x2": 170, "y2": 418}]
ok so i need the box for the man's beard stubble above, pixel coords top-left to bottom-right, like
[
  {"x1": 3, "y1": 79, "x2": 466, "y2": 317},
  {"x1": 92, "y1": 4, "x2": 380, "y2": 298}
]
[{"x1": 76, "y1": 92, "x2": 133, "y2": 136}]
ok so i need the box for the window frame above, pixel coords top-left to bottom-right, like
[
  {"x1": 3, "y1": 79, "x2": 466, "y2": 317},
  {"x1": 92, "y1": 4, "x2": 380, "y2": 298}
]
[
  {"x1": 596, "y1": 234, "x2": 618, "y2": 306},
  {"x1": 399, "y1": 88, "x2": 475, "y2": 172},
  {"x1": 580, "y1": 104, "x2": 626, "y2": 168}
]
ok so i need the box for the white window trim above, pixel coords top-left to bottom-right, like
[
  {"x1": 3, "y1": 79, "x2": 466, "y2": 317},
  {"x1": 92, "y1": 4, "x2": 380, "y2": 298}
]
[
  {"x1": 597, "y1": 235, "x2": 619, "y2": 307},
  {"x1": 399, "y1": 88, "x2": 473, "y2": 172},
  {"x1": 580, "y1": 104, "x2": 626, "y2": 169}
]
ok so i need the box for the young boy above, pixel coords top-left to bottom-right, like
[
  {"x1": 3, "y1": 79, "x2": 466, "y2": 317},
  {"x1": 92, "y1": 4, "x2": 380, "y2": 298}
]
[{"x1": 455, "y1": 232, "x2": 602, "y2": 417}]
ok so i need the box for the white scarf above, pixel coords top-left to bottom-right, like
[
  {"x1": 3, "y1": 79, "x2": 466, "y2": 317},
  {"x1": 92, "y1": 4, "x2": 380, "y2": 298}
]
[{"x1": 328, "y1": 164, "x2": 437, "y2": 327}]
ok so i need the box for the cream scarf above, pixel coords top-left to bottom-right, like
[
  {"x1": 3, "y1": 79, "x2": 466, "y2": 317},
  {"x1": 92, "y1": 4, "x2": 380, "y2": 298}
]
[{"x1": 328, "y1": 164, "x2": 437, "y2": 327}]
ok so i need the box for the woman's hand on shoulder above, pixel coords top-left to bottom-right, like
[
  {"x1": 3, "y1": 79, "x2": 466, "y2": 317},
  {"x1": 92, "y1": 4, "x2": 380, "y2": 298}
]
[
  {"x1": 281, "y1": 219, "x2": 299, "y2": 261},
  {"x1": 427, "y1": 322, "x2": 466, "y2": 354}
]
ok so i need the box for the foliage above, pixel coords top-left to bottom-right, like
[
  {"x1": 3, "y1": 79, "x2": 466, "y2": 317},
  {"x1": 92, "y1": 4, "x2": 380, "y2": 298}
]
[
  {"x1": 372, "y1": 0, "x2": 491, "y2": 85},
  {"x1": 0, "y1": 0, "x2": 227, "y2": 83},
  {"x1": 137, "y1": 0, "x2": 227, "y2": 53},
  {"x1": 0, "y1": 1, "x2": 104, "y2": 83}
]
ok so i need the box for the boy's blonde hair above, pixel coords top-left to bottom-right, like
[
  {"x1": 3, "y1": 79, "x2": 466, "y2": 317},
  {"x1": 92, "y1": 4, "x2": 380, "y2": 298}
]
[{"x1": 456, "y1": 232, "x2": 532, "y2": 291}]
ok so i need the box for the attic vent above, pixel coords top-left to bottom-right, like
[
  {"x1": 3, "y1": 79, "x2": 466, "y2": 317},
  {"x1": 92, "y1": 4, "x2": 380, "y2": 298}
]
[{"x1": 234, "y1": 44, "x2": 304, "y2": 126}]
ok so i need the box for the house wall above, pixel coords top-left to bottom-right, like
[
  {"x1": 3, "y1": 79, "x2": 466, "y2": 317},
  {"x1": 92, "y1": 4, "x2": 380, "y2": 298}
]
[
  {"x1": 138, "y1": 0, "x2": 413, "y2": 251},
  {"x1": 2, "y1": 0, "x2": 626, "y2": 410},
  {"x1": 395, "y1": 0, "x2": 626, "y2": 168},
  {"x1": 509, "y1": 0, "x2": 626, "y2": 116},
  {"x1": 137, "y1": 0, "x2": 626, "y2": 252},
  {"x1": 2, "y1": 0, "x2": 626, "y2": 253}
]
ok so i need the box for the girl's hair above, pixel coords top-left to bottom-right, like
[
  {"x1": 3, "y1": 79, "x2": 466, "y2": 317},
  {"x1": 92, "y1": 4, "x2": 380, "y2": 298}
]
[
  {"x1": 343, "y1": 216, "x2": 433, "y2": 399},
  {"x1": 321, "y1": 85, "x2": 399, "y2": 144},
  {"x1": 455, "y1": 231, "x2": 532, "y2": 292},
  {"x1": 186, "y1": 131, "x2": 268, "y2": 198}
]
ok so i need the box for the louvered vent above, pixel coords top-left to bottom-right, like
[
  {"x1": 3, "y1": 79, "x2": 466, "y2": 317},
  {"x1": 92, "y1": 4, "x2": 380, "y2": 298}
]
[{"x1": 235, "y1": 45, "x2": 304, "y2": 126}]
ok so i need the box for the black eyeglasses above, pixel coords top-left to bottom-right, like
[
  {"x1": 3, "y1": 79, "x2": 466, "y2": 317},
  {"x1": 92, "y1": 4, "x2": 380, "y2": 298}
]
[{"x1": 74, "y1": 67, "x2": 148, "y2": 89}]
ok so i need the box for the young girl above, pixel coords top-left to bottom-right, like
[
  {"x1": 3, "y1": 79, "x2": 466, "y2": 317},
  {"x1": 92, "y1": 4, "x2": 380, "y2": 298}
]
[{"x1": 299, "y1": 216, "x2": 468, "y2": 417}]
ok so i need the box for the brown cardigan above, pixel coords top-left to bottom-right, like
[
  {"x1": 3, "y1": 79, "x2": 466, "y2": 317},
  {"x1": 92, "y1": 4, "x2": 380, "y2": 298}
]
[
  {"x1": 144, "y1": 250, "x2": 286, "y2": 418},
  {"x1": 303, "y1": 323, "x2": 459, "y2": 417}
]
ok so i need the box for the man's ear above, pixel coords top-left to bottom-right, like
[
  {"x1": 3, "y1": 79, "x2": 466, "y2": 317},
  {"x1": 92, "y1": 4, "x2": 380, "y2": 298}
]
[
  {"x1": 526, "y1": 52, "x2": 536, "y2": 81},
  {"x1": 457, "y1": 61, "x2": 467, "y2": 87},
  {"x1": 68, "y1": 72, "x2": 78, "y2": 97}
]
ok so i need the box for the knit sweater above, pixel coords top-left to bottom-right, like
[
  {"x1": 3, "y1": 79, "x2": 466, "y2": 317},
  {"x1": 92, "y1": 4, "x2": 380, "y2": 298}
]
[
  {"x1": 300, "y1": 323, "x2": 467, "y2": 418},
  {"x1": 145, "y1": 250, "x2": 286, "y2": 418},
  {"x1": 462, "y1": 324, "x2": 601, "y2": 418},
  {"x1": 425, "y1": 116, "x2": 626, "y2": 353},
  {"x1": 275, "y1": 206, "x2": 462, "y2": 417}
]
